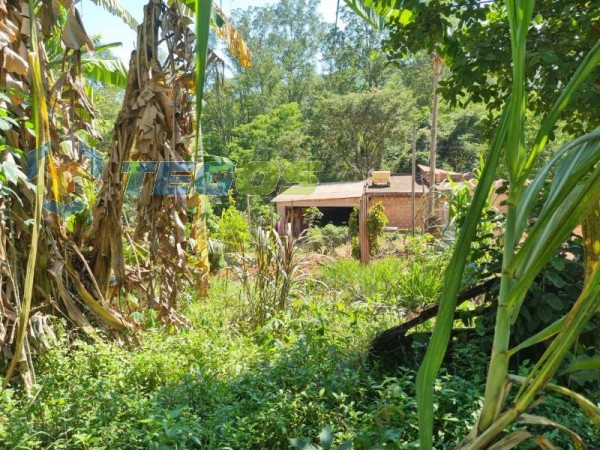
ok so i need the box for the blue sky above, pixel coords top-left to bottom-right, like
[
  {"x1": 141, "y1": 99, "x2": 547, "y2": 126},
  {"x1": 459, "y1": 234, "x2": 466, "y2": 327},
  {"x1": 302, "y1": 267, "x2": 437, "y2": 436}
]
[{"x1": 81, "y1": 0, "x2": 339, "y2": 62}]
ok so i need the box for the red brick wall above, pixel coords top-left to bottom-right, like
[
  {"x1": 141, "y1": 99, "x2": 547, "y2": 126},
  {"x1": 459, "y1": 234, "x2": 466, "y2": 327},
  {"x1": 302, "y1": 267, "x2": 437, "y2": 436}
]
[{"x1": 368, "y1": 195, "x2": 428, "y2": 230}]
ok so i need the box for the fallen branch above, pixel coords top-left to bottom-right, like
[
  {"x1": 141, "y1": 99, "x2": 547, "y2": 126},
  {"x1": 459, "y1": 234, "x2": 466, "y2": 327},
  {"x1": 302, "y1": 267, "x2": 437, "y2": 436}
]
[{"x1": 369, "y1": 277, "x2": 498, "y2": 357}]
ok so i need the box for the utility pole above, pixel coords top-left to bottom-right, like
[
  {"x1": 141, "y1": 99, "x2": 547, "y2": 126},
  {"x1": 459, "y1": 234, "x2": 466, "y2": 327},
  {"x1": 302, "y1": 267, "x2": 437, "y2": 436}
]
[
  {"x1": 411, "y1": 123, "x2": 417, "y2": 235},
  {"x1": 429, "y1": 53, "x2": 443, "y2": 232}
]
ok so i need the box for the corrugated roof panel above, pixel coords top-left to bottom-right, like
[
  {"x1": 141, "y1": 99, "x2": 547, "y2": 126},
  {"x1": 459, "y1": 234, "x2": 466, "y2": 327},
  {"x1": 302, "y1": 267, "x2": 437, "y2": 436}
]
[{"x1": 272, "y1": 181, "x2": 365, "y2": 203}]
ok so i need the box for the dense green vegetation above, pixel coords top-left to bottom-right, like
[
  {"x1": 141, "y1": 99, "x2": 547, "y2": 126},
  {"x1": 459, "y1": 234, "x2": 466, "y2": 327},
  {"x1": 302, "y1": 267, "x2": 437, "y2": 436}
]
[
  {"x1": 2, "y1": 259, "x2": 598, "y2": 449},
  {"x1": 1, "y1": 0, "x2": 599, "y2": 448}
]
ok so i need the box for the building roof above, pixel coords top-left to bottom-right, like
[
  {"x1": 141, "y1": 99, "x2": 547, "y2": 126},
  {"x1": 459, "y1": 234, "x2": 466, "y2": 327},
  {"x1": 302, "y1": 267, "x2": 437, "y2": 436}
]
[
  {"x1": 417, "y1": 164, "x2": 473, "y2": 185},
  {"x1": 272, "y1": 181, "x2": 364, "y2": 203},
  {"x1": 366, "y1": 175, "x2": 429, "y2": 195},
  {"x1": 272, "y1": 174, "x2": 431, "y2": 205}
]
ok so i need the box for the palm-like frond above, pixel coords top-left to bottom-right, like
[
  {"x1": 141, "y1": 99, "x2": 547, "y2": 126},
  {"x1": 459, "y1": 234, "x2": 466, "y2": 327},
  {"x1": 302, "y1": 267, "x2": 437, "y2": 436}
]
[
  {"x1": 82, "y1": 57, "x2": 128, "y2": 88},
  {"x1": 86, "y1": 0, "x2": 139, "y2": 31}
]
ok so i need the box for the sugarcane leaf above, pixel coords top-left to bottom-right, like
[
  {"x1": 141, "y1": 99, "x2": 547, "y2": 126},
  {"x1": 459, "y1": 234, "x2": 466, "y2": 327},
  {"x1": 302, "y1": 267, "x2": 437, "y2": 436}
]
[
  {"x1": 504, "y1": 0, "x2": 534, "y2": 179},
  {"x1": 194, "y1": 0, "x2": 212, "y2": 163},
  {"x1": 415, "y1": 100, "x2": 511, "y2": 450},
  {"x1": 507, "y1": 141, "x2": 600, "y2": 317},
  {"x1": 509, "y1": 374, "x2": 600, "y2": 428},
  {"x1": 487, "y1": 431, "x2": 534, "y2": 450},
  {"x1": 561, "y1": 355, "x2": 600, "y2": 375},
  {"x1": 508, "y1": 317, "x2": 565, "y2": 356},
  {"x1": 517, "y1": 414, "x2": 588, "y2": 450},
  {"x1": 515, "y1": 128, "x2": 600, "y2": 240}
]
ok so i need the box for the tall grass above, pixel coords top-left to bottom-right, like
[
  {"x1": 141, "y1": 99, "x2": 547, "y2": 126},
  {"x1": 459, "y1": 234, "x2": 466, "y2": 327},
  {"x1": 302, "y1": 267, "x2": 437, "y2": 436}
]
[
  {"x1": 234, "y1": 227, "x2": 306, "y2": 330},
  {"x1": 320, "y1": 254, "x2": 445, "y2": 311}
]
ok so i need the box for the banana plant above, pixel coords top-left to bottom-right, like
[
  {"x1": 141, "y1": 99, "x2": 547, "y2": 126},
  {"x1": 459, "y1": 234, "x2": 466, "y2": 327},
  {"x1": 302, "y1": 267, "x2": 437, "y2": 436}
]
[
  {"x1": 3, "y1": 0, "x2": 53, "y2": 389},
  {"x1": 344, "y1": 0, "x2": 600, "y2": 448}
]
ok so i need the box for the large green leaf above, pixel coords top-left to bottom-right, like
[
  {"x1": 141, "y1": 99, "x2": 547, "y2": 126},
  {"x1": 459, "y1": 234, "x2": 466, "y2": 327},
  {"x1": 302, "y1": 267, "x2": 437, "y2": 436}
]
[
  {"x1": 82, "y1": 57, "x2": 128, "y2": 88},
  {"x1": 515, "y1": 128, "x2": 600, "y2": 240},
  {"x1": 507, "y1": 134, "x2": 600, "y2": 315},
  {"x1": 415, "y1": 100, "x2": 511, "y2": 450},
  {"x1": 194, "y1": 0, "x2": 212, "y2": 163},
  {"x1": 342, "y1": 0, "x2": 388, "y2": 30}
]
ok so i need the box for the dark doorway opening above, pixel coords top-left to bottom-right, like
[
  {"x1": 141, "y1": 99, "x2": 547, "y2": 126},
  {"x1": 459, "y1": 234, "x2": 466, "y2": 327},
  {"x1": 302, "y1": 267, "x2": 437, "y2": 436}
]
[{"x1": 319, "y1": 207, "x2": 354, "y2": 227}]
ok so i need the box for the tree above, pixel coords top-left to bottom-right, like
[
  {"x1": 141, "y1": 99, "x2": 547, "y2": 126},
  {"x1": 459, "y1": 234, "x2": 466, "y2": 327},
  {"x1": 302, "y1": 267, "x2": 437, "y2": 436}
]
[
  {"x1": 439, "y1": 0, "x2": 600, "y2": 136},
  {"x1": 229, "y1": 0, "x2": 326, "y2": 116},
  {"x1": 321, "y1": 5, "x2": 391, "y2": 94},
  {"x1": 436, "y1": 102, "x2": 487, "y2": 173},
  {"x1": 312, "y1": 89, "x2": 415, "y2": 181},
  {"x1": 345, "y1": 0, "x2": 600, "y2": 134},
  {"x1": 226, "y1": 102, "x2": 312, "y2": 167},
  {"x1": 343, "y1": 0, "x2": 469, "y2": 218}
]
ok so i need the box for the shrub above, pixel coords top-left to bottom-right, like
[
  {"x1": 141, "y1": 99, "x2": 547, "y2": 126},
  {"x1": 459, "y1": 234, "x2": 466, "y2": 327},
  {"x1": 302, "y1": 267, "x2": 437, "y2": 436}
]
[
  {"x1": 306, "y1": 224, "x2": 349, "y2": 254},
  {"x1": 1, "y1": 276, "x2": 598, "y2": 450},
  {"x1": 251, "y1": 203, "x2": 280, "y2": 230},
  {"x1": 215, "y1": 201, "x2": 249, "y2": 253},
  {"x1": 303, "y1": 206, "x2": 324, "y2": 229},
  {"x1": 349, "y1": 202, "x2": 389, "y2": 259},
  {"x1": 234, "y1": 227, "x2": 305, "y2": 330}
]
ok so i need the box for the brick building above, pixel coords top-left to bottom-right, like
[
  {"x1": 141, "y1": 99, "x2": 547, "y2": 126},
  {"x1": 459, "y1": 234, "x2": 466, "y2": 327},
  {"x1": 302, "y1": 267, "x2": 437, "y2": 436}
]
[{"x1": 272, "y1": 170, "x2": 446, "y2": 235}]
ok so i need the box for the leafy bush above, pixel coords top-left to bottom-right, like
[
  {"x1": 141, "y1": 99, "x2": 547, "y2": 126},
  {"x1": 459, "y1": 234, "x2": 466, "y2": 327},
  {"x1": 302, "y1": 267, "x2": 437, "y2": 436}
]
[
  {"x1": 234, "y1": 227, "x2": 305, "y2": 330},
  {"x1": 215, "y1": 199, "x2": 249, "y2": 253},
  {"x1": 251, "y1": 203, "x2": 280, "y2": 230},
  {"x1": 303, "y1": 206, "x2": 324, "y2": 229},
  {"x1": 306, "y1": 224, "x2": 349, "y2": 255},
  {"x1": 349, "y1": 202, "x2": 389, "y2": 259}
]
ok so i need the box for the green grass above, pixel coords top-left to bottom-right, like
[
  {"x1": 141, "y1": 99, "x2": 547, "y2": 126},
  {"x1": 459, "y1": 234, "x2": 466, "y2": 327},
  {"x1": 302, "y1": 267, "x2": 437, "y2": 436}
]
[
  {"x1": 320, "y1": 255, "x2": 446, "y2": 310},
  {"x1": 0, "y1": 263, "x2": 597, "y2": 449}
]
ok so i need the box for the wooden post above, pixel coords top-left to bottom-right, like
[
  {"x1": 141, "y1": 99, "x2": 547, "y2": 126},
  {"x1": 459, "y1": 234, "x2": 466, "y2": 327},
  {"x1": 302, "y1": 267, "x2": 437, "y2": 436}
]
[
  {"x1": 411, "y1": 123, "x2": 417, "y2": 235},
  {"x1": 359, "y1": 193, "x2": 370, "y2": 264},
  {"x1": 246, "y1": 194, "x2": 251, "y2": 227}
]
